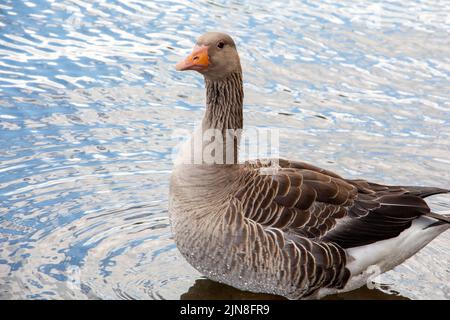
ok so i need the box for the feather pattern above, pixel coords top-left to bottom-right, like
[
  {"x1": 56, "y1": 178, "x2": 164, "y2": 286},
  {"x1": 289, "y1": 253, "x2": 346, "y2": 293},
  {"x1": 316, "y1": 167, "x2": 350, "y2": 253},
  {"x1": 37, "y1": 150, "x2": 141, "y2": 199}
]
[
  {"x1": 170, "y1": 32, "x2": 450, "y2": 299},
  {"x1": 171, "y1": 157, "x2": 449, "y2": 298}
]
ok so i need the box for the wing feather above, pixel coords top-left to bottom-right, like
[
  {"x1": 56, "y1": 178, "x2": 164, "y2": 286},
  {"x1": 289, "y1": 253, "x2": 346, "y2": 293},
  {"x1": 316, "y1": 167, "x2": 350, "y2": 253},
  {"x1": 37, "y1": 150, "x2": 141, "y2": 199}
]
[
  {"x1": 239, "y1": 158, "x2": 437, "y2": 249},
  {"x1": 232, "y1": 158, "x2": 444, "y2": 294}
]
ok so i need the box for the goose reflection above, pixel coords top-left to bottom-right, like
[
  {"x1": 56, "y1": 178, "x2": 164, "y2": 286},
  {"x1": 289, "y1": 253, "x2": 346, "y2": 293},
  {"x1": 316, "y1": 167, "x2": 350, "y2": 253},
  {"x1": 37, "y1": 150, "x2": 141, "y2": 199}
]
[{"x1": 180, "y1": 278, "x2": 408, "y2": 300}]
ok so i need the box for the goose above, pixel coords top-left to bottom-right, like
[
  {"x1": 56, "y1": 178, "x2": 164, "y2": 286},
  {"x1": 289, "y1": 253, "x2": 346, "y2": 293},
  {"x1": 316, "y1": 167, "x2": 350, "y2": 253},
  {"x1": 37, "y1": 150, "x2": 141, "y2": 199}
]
[{"x1": 169, "y1": 32, "x2": 450, "y2": 299}]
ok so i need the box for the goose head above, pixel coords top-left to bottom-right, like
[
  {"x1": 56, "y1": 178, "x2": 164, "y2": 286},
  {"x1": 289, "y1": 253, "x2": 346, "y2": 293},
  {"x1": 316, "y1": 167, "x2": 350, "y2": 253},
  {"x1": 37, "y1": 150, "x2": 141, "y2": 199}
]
[{"x1": 176, "y1": 32, "x2": 241, "y2": 81}]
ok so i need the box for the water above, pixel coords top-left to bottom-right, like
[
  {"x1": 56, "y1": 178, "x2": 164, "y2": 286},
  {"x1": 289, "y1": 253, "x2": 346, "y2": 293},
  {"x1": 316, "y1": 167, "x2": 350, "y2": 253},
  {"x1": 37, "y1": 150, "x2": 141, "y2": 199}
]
[{"x1": 0, "y1": 0, "x2": 449, "y2": 299}]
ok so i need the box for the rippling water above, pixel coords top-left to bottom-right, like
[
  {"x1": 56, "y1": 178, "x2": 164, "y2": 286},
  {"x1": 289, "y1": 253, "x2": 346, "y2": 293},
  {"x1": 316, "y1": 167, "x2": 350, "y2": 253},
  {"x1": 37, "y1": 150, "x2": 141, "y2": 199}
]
[{"x1": 0, "y1": 0, "x2": 449, "y2": 299}]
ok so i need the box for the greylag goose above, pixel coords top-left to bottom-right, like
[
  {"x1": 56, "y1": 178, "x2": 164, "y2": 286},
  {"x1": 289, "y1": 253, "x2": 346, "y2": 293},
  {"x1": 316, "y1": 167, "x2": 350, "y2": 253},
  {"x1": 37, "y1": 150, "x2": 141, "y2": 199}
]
[{"x1": 169, "y1": 32, "x2": 450, "y2": 299}]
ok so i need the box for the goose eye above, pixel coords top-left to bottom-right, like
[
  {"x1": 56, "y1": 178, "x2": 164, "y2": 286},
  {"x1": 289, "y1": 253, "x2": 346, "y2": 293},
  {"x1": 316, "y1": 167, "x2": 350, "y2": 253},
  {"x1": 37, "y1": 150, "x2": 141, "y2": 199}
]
[{"x1": 217, "y1": 41, "x2": 225, "y2": 49}]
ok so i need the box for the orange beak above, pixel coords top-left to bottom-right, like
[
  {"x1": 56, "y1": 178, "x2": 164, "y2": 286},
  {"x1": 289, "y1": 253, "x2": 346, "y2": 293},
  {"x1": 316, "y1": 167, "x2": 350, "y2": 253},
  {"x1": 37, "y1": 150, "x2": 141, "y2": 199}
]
[{"x1": 175, "y1": 45, "x2": 209, "y2": 71}]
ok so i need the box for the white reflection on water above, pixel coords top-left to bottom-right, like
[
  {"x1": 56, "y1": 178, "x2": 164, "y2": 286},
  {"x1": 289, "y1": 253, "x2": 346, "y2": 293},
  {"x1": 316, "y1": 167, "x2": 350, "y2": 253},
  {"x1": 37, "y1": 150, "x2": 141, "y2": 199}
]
[{"x1": 0, "y1": 0, "x2": 449, "y2": 299}]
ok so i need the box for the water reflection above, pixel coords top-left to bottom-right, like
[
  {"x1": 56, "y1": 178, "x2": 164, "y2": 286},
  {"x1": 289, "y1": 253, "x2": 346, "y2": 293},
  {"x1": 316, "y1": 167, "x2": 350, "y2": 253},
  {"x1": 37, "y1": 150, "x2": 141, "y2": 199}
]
[
  {"x1": 180, "y1": 279, "x2": 408, "y2": 300},
  {"x1": 180, "y1": 279, "x2": 286, "y2": 300}
]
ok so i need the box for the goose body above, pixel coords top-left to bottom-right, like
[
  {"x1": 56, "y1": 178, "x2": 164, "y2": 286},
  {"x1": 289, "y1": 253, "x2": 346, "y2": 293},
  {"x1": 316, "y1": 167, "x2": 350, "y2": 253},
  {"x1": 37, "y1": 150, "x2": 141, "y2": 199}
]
[{"x1": 169, "y1": 32, "x2": 450, "y2": 299}]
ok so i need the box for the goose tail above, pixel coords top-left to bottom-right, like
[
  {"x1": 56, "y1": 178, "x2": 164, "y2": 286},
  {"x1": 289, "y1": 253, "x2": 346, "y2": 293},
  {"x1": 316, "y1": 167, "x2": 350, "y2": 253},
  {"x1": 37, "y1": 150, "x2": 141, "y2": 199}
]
[
  {"x1": 425, "y1": 211, "x2": 450, "y2": 226},
  {"x1": 401, "y1": 186, "x2": 450, "y2": 226},
  {"x1": 401, "y1": 186, "x2": 449, "y2": 198}
]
